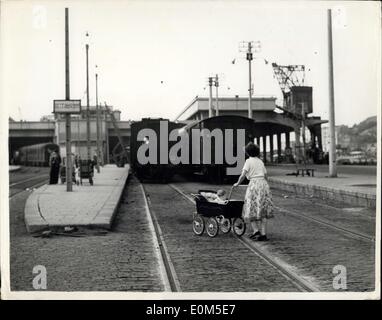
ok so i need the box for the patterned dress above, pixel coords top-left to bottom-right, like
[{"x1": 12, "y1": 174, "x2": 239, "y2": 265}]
[{"x1": 241, "y1": 157, "x2": 274, "y2": 222}]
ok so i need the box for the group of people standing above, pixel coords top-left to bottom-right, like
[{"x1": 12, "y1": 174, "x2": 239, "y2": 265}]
[{"x1": 49, "y1": 152, "x2": 97, "y2": 185}]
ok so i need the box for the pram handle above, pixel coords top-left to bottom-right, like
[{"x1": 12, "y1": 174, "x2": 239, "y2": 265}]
[{"x1": 229, "y1": 184, "x2": 247, "y2": 200}]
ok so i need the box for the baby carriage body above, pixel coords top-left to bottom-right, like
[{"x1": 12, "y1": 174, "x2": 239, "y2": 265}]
[{"x1": 191, "y1": 189, "x2": 246, "y2": 237}]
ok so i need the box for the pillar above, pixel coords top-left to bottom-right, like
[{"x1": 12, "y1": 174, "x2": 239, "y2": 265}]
[
  {"x1": 262, "y1": 135, "x2": 267, "y2": 164},
  {"x1": 256, "y1": 137, "x2": 260, "y2": 146},
  {"x1": 294, "y1": 127, "x2": 301, "y2": 164},
  {"x1": 269, "y1": 135, "x2": 274, "y2": 163},
  {"x1": 277, "y1": 133, "x2": 281, "y2": 162},
  {"x1": 316, "y1": 125, "x2": 323, "y2": 150},
  {"x1": 285, "y1": 132, "x2": 290, "y2": 149}
]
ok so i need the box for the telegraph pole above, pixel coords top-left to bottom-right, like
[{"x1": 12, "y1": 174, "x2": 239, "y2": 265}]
[
  {"x1": 208, "y1": 77, "x2": 213, "y2": 117},
  {"x1": 247, "y1": 42, "x2": 253, "y2": 119},
  {"x1": 95, "y1": 72, "x2": 100, "y2": 172},
  {"x1": 327, "y1": 9, "x2": 337, "y2": 177},
  {"x1": 85, "y1": 35, "x2": 91, "y2": 160},
  {"x1": 65, "y1": 8, "x2": 72, "y2": 191},
  {"x1": 215, "y1": 74, "x2": 219, "y2": 116}
]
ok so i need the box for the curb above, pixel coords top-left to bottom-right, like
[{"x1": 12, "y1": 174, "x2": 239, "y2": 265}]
[
  {"x1": 268, "y1": 177, "x2": 376, "y2": 209},
  {"x1": 9, "y1": 166, "x2": 21, "y2": 172},
  {"x1": 24, "y1": 166, "x2": 130, "y2": 233},
  {"x1": 24, "y1": 184, "x2": 50, "y2": 233},
  {"x1": 92, "y1": 168, "x2": 130, "y2": 229}
]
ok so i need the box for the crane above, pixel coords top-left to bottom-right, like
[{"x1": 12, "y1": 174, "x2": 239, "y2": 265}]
[
  {"x1": 271, "y1": 63, "x2": 306, "y2": 110},
  {"x1": 104, "y1": 103, "x2": 129, "y2": 167}
]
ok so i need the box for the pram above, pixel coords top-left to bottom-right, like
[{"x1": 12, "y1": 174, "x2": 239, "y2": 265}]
[
  {"x1": 60, "y1": 166, "x2": 75, "y2": 184},
  {"x1": 190, "y1": 188, "x2": 246, "y2": 237},
  {"x1": 79, "y1": 159, "x2": 94, "y2": 185}
]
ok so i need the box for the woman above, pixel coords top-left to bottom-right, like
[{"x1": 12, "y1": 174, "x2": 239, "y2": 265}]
[
  {"x1": 49, "y1": 151, "x2": 61, "y2": 184},
  {"x1": 233, "y1": 142, "x2": 273, "y2": 241}
]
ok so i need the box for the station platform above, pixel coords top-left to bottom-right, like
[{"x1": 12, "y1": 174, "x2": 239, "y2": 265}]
[
  {"x1": 24, "y1": 164, "x2": 130, "y2": 233},
  {"x1": 9, "y1": 165, "x2": 21, "y2": 172},
  {"x1": 267, "y1": 164, "x2": 377, "y2": 208}
]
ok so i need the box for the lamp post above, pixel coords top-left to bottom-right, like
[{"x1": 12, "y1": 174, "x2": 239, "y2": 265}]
[
  {"x1": 239, "y1": 41, "x2": 261, "y2": 119},
  {"x1": 215, "y1": 74, "x2": 219, "y2": 116},
  {"x1": 247, "y1": 42, "x2": 253, "y2": 119},
  {"x1": 327, "y1": 9, "x2": 337, "y2": 177},
  {"x1": 85, "y1": 32, "x2": 91, "y2": 160},
  {"x1": 208, "y1": 77, "x2": 213, "y2": 117},
  {"x1": 95, "y1": 71, "x2": 100, "y2": 172},
  {"x1": 65, "y1": 8, "x2": 72, "y2": 191}
]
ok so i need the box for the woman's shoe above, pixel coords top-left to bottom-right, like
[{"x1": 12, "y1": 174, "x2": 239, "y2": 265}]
[
  {"x1": 255, "y1": 235, "x2": 268, "y2": 241},
  {"x1": 249, "y1": 231, "x2": 261, "y2": 239}
]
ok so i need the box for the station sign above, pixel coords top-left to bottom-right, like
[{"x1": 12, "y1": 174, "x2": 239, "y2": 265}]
[{"x1": 53, "y1": 100, "x2": 81, "y2": 113}]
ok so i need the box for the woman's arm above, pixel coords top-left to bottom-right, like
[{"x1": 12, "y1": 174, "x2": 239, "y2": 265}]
[{"x1": 233, "y1": 172, "x2": 246, "y2": 187}]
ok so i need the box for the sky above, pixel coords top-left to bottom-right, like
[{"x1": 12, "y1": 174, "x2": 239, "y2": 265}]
[{"x1": 1, "y1": 0, "x2": 380, "y2": 126}]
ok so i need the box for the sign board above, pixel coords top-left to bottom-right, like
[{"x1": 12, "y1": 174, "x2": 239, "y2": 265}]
[{"x1": 53, "y1": 100, "x2": 81, "y2": 113}]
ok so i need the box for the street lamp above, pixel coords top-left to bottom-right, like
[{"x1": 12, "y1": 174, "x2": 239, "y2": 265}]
[
  {"x1": 239, "y1": 40, "x2": 261, "y2": 119},
  {"x1": 85, "y1": 32, "x2": 91, "y2": 160},
  {"x1": 95, "y1": 65, "x2": 102, "y2": 170}
]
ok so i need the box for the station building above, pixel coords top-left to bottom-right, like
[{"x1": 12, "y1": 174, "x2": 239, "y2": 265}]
[
  {"x1": 9, "y1": 106, "x2": 131, "y2": 165},
  {"x1": 9, "y1": 93, "x2": 326, "y2": 165},
  {"x1": 175, "y1": 95, "x2": 327, "y2": 163}
]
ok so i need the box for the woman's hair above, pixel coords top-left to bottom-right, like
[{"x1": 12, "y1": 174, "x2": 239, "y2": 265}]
[{"x1": 245, "y1": 142, "x2": 260, "y2": 157}]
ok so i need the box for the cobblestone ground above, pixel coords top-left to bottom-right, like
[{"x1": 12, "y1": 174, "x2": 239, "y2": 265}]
[
  {"x1": 10, "y1": 176, "x2": 163, "y2": 291},
  {"x1": 176, "y1": 181, "x2": 376, "y2": 291},
  {"x1": 143, "y1": 183, "x2": 299, "y2": 292}
]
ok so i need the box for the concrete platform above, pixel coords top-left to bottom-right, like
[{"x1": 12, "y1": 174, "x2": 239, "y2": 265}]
[
  {"x1": 267, "y1": 165, "x2": 376, "y2": 208},
  {"x1": 24, "y1": 164, "x2": 130, "y2": 233},
  {"x1": 9, "y1": 165, "x2": 21, "y2": 172}
]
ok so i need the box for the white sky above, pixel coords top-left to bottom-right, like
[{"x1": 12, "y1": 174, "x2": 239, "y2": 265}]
[{"x1": 1, "y1": 0, "x2": 380, "y2": 125}]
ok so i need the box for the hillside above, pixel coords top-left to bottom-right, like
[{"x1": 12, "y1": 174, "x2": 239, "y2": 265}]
[{"x1": 337, "y1": 116, "x2": 377, "y2": 150}]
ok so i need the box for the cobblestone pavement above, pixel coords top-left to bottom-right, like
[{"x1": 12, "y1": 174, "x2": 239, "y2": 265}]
[
  {"x1": 9, "y1": 171, "x2": 376, "y2": 292},
  {"x1": 10, "y1": 176, "x2": 163, "y2": 291},
  {"x1": 143, "y1": 183, "x2": 300, "y2": 292},
  {"x1": 175, "y1": 181, "x2": 376, "y2": 291}
]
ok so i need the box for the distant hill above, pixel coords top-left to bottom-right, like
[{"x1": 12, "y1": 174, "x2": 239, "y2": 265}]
[{"x1": 337, "y1": 116, "x2": 377, "y2": 150}]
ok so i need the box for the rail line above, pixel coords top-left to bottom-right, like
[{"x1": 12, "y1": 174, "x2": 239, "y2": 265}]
[
  {"x1": 168, "y1": 183, "x2": 319, "y2": 292},
  {"x1": 272, "y1": 189, "x2": 375, "y2": 221},
  {"x1": 273, "y1": 205, "x2": 374, "y2": 243},
  {"x1": 140, "y1": 183, "x2": 182, "y2": 292},
  {"x1": 9, "y1": 177, "x2": 48, "y2": 199}
]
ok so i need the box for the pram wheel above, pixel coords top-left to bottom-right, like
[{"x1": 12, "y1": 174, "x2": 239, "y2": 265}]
[
  {"x1": 220, "y1": 217, "x2": 231, "y2": 234},
  {"x1": 206, "y1": 217, "x2": 219, "y2": 237},
  {"x1": 232, "y1": 218, "x2": 246, "y2": 236},
  {"x1": 192, "y1": 215, "x2": 204, "y2": 236}
]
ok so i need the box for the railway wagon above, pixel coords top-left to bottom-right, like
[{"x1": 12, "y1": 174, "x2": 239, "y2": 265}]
[
  {"x1": 130, "y1": 118, "x2": 183, "y2": 182},
  {"x1": 16, "y1": 143, "x2": 59, "y2": 167},
  {"x1": 178, "y1": 115, "x2": 257, "y2": 183}
]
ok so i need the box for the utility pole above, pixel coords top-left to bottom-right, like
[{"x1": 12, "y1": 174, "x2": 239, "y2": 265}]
[
  {"x1": 301, "y1": 102, "x2": 307, "y2": 166},
  {"x1": 95, "y1": 72, "x2": 100, "y2": 172},
  {"x1": 215, "y1": 74, "x2": 219, "y2": 116},
  {"x1": 86, "y1": 34, "x2": 91, "y2": 160},
  {"x1": 208, "y1": 77, "x2": 213, "y2": 118},
  {"x1": 327, "y1": 9, "x2": 337, "y2": 177},
  {"x1": 247, "y1": 42, "x2": 253, "y2": 119},
  {"x1": 65, "y1": 8, "x2": 72, "y2": 192}
]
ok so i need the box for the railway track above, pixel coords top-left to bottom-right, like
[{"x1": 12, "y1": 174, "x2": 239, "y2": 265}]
[
  {"x1": 140, "y1": 183, "x2": 182, "y2": 292},
  {"x1": 140, "y1": 181, "x2": 320, "y2": 292},
  {"x1": 9, "y1": 176, "x2": 48, "y2": 199},
  {"x1": 167, "y1": 183, "x2": 319, "y2": 292},
  {"x1": 273, "y1": 204, "x2": 374, "y2": 242}
]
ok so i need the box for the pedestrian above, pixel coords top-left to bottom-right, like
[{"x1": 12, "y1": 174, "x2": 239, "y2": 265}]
[
  {"x1": 49, "y1": 151, "x2": 61, "y2": 184},
  {"x1": 233, "y1": 142, "x2": 274, "y2": 241}
]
